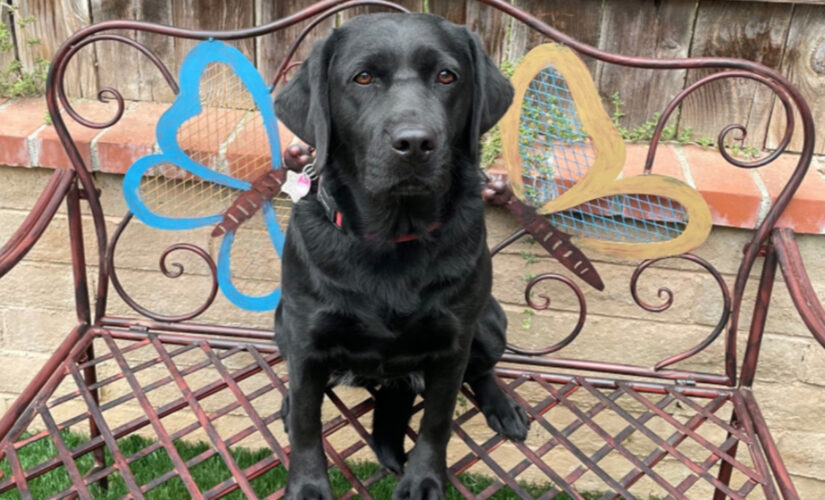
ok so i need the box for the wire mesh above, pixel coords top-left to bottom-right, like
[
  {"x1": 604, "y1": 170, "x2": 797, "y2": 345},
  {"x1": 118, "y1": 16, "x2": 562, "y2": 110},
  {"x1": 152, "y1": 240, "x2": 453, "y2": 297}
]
[{"x1": 518, "y1": 66, "x2": 688, "y2": 244}]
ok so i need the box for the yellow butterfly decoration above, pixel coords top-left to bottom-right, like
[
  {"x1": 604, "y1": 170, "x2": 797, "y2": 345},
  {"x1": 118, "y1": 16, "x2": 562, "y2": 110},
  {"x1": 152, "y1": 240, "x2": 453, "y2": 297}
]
[{"x1": 498, "y1": 43, "x2": 712, "y2": 265}]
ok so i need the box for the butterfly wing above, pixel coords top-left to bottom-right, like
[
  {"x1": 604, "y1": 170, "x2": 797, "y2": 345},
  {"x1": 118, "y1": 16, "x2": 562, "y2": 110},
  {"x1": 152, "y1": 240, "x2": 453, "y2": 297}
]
[
  {"x1": 217, "y1": 201, "x2": 287, "y2": 312},
  {"x1": 502, "y1": 43, "x2": 626, "y2": 214},
  {"x1": 501, "y1": 43, "x2": 712, "y2": 260},
  {"x1": 123, "y1": 40, "x2": 288, "y2": 311}
]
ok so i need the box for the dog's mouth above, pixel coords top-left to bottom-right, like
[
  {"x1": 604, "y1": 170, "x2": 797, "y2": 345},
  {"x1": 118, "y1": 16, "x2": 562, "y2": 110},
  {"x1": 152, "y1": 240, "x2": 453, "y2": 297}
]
[
  {"x1": 361, "y1": 154, "x2": 452, "y2": 199},
  {"x1": 388, "y1": 179, "x2": 434, "y2": 197}
]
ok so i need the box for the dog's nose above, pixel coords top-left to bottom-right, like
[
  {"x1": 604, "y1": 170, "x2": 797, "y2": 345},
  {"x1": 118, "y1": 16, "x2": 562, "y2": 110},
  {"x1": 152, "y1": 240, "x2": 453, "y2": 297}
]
[{"x1": 390, "y1": 128, "x2": 436, "y2": 162}]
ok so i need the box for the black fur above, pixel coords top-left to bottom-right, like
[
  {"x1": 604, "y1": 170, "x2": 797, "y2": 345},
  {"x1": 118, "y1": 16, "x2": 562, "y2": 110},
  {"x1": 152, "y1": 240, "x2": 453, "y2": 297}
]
[{"x1": 273, "y1": 13, "x2": 527, "y2": 500}]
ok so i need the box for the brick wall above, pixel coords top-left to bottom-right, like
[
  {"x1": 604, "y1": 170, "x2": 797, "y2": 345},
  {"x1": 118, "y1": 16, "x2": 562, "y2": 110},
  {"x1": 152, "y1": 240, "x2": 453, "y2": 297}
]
[{"x1": 1, "y1": 164, "x2": 824, "y2": 496}]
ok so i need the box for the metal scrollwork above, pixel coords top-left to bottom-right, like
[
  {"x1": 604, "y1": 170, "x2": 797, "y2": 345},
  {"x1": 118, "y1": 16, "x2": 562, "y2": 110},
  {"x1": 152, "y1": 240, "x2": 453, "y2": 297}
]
[
  {"x1": 644, "y1": 70, "x2": 796, "y2": 174},
  {"x1": 506, "y1": 273, "x2": 587, "y2": 356},
  {"x1": 630, "y1": 254, "x2": 732, "y2": 370},
  {"x1": 56, "y1": 34, "x2": 179, "y2": 129},
  {"x1": 107, "y1": 213, "x2": 219, "y2": 323}
]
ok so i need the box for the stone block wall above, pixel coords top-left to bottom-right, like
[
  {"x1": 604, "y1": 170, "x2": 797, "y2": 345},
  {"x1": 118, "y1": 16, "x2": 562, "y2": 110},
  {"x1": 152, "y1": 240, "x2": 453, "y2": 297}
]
[{"x1": 1, "y1": 165, "x2": 824, "y2": 496}]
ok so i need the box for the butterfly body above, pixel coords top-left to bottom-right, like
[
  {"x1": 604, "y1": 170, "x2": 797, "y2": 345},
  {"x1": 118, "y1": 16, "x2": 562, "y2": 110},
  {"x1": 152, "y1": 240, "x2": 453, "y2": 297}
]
[
  {"x1": 506, "y1": 197, "x2": 605, "y2": 290},
  {"x1": 212, "y1": 168, "x2": 287, "y2": 237}
]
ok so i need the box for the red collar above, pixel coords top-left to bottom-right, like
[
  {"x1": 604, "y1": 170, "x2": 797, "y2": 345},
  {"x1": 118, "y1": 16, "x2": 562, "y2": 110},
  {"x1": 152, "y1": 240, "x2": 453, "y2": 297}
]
[
  {"x1": 331, "y1": 211, "x2": 442, "y2": 243},
  {"x1": 317, "y1": 178, "x2": 441, "y2": 243}
]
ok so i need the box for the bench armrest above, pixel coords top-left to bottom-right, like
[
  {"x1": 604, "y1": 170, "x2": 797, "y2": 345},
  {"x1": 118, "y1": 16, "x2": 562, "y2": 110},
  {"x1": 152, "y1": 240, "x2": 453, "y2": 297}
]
[
  {"x1": 773, "y1": 227, "x2": 825, "y2": 350},
  {"x1": 0, "y1": 170, "x2": 74, "y2": 279}
]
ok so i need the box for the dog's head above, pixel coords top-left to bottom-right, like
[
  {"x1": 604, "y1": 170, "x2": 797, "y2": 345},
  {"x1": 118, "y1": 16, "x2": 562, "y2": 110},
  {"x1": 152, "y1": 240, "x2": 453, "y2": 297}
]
[{"x1": 274, "y1": 13, "x2": 513, "y2": 199}]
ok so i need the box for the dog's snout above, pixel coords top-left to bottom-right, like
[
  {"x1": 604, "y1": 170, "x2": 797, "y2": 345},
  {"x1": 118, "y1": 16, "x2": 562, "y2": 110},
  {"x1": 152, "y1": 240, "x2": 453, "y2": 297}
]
[{"x1": 390, "y1": 128, "x2": 436, "y2": 162}]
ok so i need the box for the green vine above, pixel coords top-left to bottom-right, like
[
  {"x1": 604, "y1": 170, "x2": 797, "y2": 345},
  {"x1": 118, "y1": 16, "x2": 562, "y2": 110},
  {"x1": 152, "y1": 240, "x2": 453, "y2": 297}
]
[
  {"x1": 520, "y1": 308, "x2": 534, "y2": 330},
  {"x1": 609, "y1": 92, "x2": 761, "y2": 160},
  {"x1": 480, "y1": 75, "x2": 764, "y2": 167},
  {"x1": 0, "y1": 6, "x2": 48, "y2": 98},
  {"x1": 480, "y1": 60, "x2": 518, "y2": 168}
]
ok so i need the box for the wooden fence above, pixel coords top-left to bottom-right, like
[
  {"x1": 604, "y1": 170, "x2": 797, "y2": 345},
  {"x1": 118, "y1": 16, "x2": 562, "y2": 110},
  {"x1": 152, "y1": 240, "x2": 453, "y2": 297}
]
[{"x1": 8, "y1": 0, "x2": 825, "y2": 154}]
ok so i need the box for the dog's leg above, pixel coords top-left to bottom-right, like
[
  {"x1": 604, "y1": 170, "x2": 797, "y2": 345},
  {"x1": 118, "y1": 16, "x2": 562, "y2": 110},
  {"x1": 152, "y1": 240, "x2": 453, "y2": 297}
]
[
  {"x1": 393, "y1": 355, "x2": 467, "y2": 500},
  {"x1": 464, "y1": 296, "x2": 530, "y2": 442},
  {"x1": 281, "y1": 393, "x2": 291, "y2": 435},
  {"x1": 372, "y1": 382, "x2": 415, "y2": 474},
  {"x1": 284, "y1": 358, "x2": 332, "y2": 500}
]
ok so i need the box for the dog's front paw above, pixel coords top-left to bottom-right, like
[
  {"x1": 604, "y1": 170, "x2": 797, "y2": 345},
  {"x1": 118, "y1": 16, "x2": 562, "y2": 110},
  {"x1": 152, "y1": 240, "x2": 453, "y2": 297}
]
[
  {"x1": 392, "y1": 474, "x2": 443, "y2": 500},
  {"x1": 481, "y1": 393, "x2": 530, "y2": 442},
  {"x1": 285, "y1": 479, "x2": 333, "y2": 500},
  {"x1": 373, "y1": 438, "x2": 406, "y2": 475}
]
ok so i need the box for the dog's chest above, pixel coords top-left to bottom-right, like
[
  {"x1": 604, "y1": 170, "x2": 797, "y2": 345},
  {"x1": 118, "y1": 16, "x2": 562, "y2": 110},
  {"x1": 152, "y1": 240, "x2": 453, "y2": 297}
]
[{"x1": 314, "y1": 305, "x2": 462, "y2": 367}]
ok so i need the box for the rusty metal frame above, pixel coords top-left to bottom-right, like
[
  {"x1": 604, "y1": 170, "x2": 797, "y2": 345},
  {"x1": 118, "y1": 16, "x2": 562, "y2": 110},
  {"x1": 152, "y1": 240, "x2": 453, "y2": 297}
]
[{"x1": 0, "y1": 0, "x2": 819, "y2": 498}]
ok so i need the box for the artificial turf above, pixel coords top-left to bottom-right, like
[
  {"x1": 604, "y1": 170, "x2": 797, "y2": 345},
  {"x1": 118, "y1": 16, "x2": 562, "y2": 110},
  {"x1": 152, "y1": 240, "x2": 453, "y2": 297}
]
[{"x1": 0, "y1": 431, "x2": 618, "y2": 499}]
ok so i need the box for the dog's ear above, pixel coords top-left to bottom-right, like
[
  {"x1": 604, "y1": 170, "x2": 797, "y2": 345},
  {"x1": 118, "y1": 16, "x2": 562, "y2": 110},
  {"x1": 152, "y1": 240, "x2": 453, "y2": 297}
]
[
  {"x1": 466, "y1": 29, "x2": 514, "y2": 159},
  {"x1": 274, "y1": 35, "x2": 334, "y2": 173}
]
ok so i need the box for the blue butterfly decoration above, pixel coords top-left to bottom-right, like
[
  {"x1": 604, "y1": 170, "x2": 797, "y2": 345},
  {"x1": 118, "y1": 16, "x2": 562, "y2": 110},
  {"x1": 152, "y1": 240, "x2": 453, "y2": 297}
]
[{"x1": 123, "y1": 40, "x2": 285, "y2": 312}]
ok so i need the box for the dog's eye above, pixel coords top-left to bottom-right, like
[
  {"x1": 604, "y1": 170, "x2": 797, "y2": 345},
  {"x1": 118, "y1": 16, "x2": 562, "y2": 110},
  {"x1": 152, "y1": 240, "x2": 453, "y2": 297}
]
[
  {"x1": 437, "y1": 70, "x2": 456, "y2": 84},
  {"x1": 354, "y1": 71, "x2": 374, "y2": 85}
]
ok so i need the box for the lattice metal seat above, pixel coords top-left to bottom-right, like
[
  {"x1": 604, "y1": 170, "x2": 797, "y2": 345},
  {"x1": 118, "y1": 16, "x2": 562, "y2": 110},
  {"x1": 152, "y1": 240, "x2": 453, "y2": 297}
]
[
  {"x1": 0, "y1": 327, "x2": 788, "y2": 499},
  {"x1": 0, "y1": 1, "x2": 822, "y2": 499}
]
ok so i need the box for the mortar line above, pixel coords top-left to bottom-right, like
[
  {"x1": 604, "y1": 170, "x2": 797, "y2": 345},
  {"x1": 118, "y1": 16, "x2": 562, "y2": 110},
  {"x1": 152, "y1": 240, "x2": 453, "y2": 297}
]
[
  {"x1": 673, "y1": 144, "x2": 698, "y2": 189},
  {"x1": 813, "y1": 155, "x2": 825, "y2": 183},
  {"x1": 90, "y1": 100, "x2": 139, "y2": 172},
  {"x1": 749, "y1": 169, "x2": 772, "y2": 227},
  {"x1": 26, "y1": 123, "x2": 50, "y2": 167}
]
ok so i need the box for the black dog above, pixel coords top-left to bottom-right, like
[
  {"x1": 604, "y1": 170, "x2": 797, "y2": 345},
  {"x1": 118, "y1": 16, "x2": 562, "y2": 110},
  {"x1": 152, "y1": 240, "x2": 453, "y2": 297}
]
[{"x1": 273, "y1": 13, "x2": 529, "y2": 500}]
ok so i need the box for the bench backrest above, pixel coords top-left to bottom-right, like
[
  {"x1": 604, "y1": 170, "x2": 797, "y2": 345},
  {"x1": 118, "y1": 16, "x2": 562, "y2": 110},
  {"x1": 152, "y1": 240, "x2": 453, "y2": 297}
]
[{"x1": 32, "y1": 0, "x2": 817, "y2": 389}]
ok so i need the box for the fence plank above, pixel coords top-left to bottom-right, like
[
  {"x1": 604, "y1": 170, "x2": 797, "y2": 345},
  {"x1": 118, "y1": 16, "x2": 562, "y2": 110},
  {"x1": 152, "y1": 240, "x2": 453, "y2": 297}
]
[
  {"x1": 766, "y1": 5, "x2": 825, "y2": 155},
  {"x1": 680, "y1": 1, "x2": 792, "y2": 150},
  {"x1": 598, "y1": 0, "x2": 697, "y2": 129},
  {"x1": 91, "y1": 0, "x2": 177, "y2": 102},
  {"x1": 15, "y1": 0, "x2": 96, "y2": 98},
  {"x1": 257, "y1": 0, "x2": 337, "y2": 90},
  {"x1": 0, "y1": 5, "x2": 16, "y2": 77},
  {"x1": 89, "y1": 0, "x2": 140, "y2": 101},
  {"x1": 338, "y1": 0, "x2": 424, "y2": 23},
  {"x1": 730, "y1": 0, "x2": 824, "y2": 3},
  {"x1": 429, "y1": 0, "x2": 466, "y2": 24},
  {"x1": 134, "y1": 0, "x2": 176, "y2": 102},
  {"x1": 171, "y1": 0, "x2": 255, "y2": 75},
  {"x1": 465, "y1": 0, "x2": 510, "y2": 65},
  {"x1": 508, "y1": 1, "x2": 603, "y2": 72}
]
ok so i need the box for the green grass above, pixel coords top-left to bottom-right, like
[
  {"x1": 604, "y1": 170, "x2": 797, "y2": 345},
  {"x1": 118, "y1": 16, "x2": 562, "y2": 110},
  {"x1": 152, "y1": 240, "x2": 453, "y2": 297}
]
[{"x1": 0, "y1": 431, "x2": 631, "y2": 499}]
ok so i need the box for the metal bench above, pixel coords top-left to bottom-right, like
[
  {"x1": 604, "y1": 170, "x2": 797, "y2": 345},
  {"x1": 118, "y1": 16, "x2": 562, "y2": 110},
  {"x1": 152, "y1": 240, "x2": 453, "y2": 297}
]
[{"x1": 0, "y1": 0, "x2": 821, "y2": 498}]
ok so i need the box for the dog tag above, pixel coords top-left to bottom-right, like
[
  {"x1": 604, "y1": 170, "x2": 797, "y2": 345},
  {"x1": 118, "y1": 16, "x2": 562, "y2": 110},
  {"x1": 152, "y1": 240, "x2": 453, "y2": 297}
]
[{"x1": 282, "y1": 170, "x2": 312, "y2": 203}]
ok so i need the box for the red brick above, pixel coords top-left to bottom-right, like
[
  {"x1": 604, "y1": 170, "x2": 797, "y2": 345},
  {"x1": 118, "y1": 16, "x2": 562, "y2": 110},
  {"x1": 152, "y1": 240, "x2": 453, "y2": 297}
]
[
  {"x1": 36, "y1": 99, "x2": 126, "y2": 170},
  {"x1": 224, "y1": 117, "x2": 297, "y2": 181},
  {"x1": 177, "y1": 107, "x2": 246, "y2": 169},
  {"x1": 682, "y1": 145, "x2": 763, "y2": 229},
  {"x1": 95, "y1": 102, "x2": 169, "y2": 174},
  {"x1": 225, "y1": 116, "x2": 272, "y2": 181},
  {"x1": 756, "y1": 153, "x2": 825, "y2": 234},
  {"x1": 0, "y1": 98, "x2": 47, "y2": 167},
  {"x1": 277, "y1": 120, "x2": 297, "y2": 154},
  {"x1": 623, "y1": 143, "x2": 686, "y2": 181}
]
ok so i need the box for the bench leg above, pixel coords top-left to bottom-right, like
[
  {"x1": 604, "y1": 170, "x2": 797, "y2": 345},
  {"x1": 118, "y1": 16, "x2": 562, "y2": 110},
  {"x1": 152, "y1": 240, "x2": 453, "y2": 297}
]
[{"x1": 67, "y1": 166, "x2": 107, "y2": 489}]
